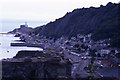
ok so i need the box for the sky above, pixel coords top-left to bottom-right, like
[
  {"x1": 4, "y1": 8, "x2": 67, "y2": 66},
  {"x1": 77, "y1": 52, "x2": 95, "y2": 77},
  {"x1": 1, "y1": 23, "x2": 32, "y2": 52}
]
[
  {"x1": 0, "y1": 0, "x2": 119, "y2": 22},
  {"x1": 0, "y1": 0, "x2": 119, "y2": 32}
]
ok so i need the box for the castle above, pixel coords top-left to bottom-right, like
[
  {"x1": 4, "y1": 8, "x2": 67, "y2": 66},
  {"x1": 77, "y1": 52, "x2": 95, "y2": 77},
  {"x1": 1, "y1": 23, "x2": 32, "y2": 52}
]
[{"x1": 20, "y1": 22, "x2": 28, "y2": 28}]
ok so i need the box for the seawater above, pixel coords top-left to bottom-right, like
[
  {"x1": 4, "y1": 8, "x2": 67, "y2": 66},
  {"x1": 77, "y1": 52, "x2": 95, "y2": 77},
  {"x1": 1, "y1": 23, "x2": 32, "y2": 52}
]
[
  {"x1": 0, "y1": 20, "x2": 48, "y2": 33},
  {"x1": 0, "y1": 34, "x2": 43, "y2": 60}
]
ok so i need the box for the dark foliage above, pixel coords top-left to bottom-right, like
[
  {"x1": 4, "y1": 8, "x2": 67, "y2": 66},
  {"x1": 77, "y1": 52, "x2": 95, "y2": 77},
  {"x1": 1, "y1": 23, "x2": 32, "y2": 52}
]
[
  {"x1": 73, "y1": 44, "x2": 80, "y2": 48},
  {"x1": 34, "y1": 2, "x2": 120, "y2": 48},
  {"x1": 115, "y1": 53, "x2": 120, "y2": 58}
]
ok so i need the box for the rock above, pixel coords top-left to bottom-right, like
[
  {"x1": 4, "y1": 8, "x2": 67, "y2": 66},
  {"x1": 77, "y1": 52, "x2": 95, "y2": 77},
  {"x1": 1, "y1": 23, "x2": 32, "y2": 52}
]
[
  {"x1": 2, "y1": 58, "x2": 73, "y2": 79},
  {"x1": 13, "y1": 50, "x2": 43, "y2": 58},
  {"x1": 23, "y1": 58, "x2": 32, "y2": 62}
]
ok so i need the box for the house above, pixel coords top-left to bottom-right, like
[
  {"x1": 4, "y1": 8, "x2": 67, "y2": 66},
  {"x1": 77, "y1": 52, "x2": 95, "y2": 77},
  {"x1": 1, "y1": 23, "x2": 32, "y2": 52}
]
[
  {"x1": 102, "y1": 53, "x2": 119, "y2": 67},
  {"x1": 97, "y1": 67, "x2": 120, "y2": 80},
  {"x1": 77, "y1": 34, "x2": 84, "y2": 39},
  {"x1": 100, "y1": 49, "x2": 111, "y2": 56}
]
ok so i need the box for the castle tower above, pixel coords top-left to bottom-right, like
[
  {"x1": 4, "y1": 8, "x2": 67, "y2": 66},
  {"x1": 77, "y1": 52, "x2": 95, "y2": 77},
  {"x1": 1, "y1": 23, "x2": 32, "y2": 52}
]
[{"x1": 25, "y1": 22, "x2": 28, "y2": 27}]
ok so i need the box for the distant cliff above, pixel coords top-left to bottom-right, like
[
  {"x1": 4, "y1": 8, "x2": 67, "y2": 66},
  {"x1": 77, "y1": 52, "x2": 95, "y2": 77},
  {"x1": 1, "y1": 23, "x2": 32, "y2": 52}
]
[{"x1": 34, "y1": 2, "x2": 120, "y2": 48}]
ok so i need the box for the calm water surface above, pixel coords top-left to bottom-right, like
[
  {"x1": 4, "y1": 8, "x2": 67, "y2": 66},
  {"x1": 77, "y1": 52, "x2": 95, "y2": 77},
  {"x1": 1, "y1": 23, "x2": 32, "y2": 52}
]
[{"x1": 0, "y1": 34, "x2": 43, "y2": 60}]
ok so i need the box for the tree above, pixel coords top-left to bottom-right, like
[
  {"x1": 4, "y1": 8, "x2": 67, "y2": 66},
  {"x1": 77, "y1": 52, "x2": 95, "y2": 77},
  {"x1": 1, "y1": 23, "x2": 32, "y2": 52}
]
[
  {"x1": 81, "y1": 44, "x2": 88, "y2": 50},
  {"x1": 74, "y1": 44, "x2": 79, "y2": 48},
  {"x1": 66, "y1": 42, "x2": 70, "y2": 45},
  {"x1": 115, "y1": 53, "x2": 120, "y2": 58},
  {"x1": 97, "y1": 53, "x2": 101, "y2": 57},
  {"x1": 89, "y1": 49, "x2": 97, "y2": 57}
]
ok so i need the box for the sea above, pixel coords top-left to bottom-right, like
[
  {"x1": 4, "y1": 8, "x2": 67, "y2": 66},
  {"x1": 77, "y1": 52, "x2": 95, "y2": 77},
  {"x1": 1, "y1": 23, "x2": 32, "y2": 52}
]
[
  {"x1": 0, "y1": 20, "x2": 48, "y2": 33},
  {"x1": 0, "y1": 34, "x2": 43, "y2": 60},
  {"x1": 0, "y1": 20, "x2": 46, "y2": 60}
]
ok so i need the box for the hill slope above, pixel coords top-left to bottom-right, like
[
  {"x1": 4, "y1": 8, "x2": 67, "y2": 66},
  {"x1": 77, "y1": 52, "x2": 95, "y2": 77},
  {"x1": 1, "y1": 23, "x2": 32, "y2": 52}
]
[{"x1": 34, "y1": 2, "x2": 120, "y2": 48}]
